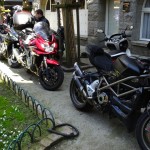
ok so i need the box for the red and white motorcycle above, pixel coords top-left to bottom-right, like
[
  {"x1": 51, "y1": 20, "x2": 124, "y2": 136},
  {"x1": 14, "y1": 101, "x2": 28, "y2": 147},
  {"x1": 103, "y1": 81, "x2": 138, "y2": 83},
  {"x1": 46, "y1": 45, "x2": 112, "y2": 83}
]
[{"x1": 10, "y1": 22, "x2": 64, "y2": 91}]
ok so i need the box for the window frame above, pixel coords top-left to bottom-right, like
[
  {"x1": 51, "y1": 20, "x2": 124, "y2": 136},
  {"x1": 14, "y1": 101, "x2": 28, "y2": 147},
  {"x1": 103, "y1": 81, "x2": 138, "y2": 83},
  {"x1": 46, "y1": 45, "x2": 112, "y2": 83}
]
[{"x1": 140, "y1": 0, "x2": 150, "y2": 41}]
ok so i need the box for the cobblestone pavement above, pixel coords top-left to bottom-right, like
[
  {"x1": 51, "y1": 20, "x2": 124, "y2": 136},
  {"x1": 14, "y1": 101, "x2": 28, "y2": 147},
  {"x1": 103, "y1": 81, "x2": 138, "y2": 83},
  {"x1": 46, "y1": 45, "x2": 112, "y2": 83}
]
[{"x1": 0, "y1": 60, "x2": 140, "y2": 150}]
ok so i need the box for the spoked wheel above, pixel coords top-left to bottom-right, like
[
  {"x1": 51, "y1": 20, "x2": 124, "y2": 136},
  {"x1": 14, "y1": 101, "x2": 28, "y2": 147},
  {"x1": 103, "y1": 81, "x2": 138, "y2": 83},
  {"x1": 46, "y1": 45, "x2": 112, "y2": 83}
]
[
  {"x1": 136, "y1": 112, "x2": 150, "y2": 150},
  {"x1": 70, "y1": 79, "x2": 93, "y2": 111},
  {"x1": 39, "y1": 65, "x2": 64, "y2": 91},
  {"x1": 7, "y1": 50, "x2": 20, "y2": 68}
]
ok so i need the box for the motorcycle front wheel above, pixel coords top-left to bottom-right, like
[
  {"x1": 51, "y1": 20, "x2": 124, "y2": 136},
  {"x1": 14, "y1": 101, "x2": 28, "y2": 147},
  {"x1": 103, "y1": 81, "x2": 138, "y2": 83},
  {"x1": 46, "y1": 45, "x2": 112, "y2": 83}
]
[
  {"x1": 7, "y1": 50, "x2": 21, "y2": 68},
  {"x1": 39, "y1": 65, "x2": 64, "y2": 91},
  {"x1": 136, "y1": 112, "x2": 150, "y2": 150},
  {"x1": 70, "y1": 79, "x2": 93, "y2": 111}
]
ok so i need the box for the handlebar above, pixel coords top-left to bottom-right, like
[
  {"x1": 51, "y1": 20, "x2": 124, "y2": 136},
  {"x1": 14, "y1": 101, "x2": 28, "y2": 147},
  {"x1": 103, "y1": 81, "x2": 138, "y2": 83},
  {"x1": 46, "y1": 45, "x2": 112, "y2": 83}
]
[
  {"x1": 109, "y1": 33, "x2": 122, "y2": 39},
  {"x1": 100, "y1": 32, "x2": 131, "y2": 42},
  {"x1": 98, "y1": 26, "x2": 132, "y2": 42}
]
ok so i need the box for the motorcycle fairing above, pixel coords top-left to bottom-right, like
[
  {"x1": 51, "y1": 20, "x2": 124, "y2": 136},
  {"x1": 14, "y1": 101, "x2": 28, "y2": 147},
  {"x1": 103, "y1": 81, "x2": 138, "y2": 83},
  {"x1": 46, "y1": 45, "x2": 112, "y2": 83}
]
[
  {"x1": 30, "y1": 35, "x2": 58, "y2": 53},
  {"x1": 46, "y1": 58, "x2": 59, "y2": 65},
  {"x1": 33, "y1": 49, "x2": 54, "y2": 55}
]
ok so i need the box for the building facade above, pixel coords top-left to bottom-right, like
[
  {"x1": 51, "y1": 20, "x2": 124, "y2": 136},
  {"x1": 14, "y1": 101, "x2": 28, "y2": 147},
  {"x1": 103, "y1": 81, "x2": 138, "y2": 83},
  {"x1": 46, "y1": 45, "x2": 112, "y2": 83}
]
[
  {"x1": 4, "y1": 0, "x2": 33, "y2": 9},
  {"x1": 32, "y1": 0, "x2": 150, "y2": 55},
  {"x1": 88, "y1": 0, "x2": 150, "y2": 55}
]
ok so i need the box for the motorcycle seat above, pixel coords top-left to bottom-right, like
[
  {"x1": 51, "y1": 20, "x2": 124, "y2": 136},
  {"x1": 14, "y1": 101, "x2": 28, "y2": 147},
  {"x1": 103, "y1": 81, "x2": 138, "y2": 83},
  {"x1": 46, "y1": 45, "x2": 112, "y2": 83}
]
[{"x1": 86, "y1": 45, "x2": 114, "y2": 71}]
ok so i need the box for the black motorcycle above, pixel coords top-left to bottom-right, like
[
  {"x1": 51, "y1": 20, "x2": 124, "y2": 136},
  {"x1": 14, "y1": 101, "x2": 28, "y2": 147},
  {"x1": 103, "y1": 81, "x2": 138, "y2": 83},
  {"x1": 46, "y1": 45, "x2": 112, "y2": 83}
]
[{"x1": 70, "y1": 44, "x2": 150, "y2": 150}]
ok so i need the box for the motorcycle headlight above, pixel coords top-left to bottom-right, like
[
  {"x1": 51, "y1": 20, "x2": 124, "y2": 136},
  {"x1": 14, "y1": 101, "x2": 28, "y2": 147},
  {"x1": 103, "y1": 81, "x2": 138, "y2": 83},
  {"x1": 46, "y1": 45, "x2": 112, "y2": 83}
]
[
  {"x1": 41, "y1": 43, "x2": 55, "y2": 53},
  {"x1": 45, "y1": 46, "x2": 54, "y2": 52}
]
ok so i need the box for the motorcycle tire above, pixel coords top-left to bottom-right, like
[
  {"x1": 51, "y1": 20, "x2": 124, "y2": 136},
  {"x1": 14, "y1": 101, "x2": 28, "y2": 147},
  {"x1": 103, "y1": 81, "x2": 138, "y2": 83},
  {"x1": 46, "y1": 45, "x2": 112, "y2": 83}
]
[
  {"x1": 70, "y1": 79, "x2": 93, "y2": 111},
  {"x1": 7, "y1": 52, "x2": 21, "y2": 68},
  {"x1": 39, "y1": 65, "x2": 64, "y2": 91},
  {"x1": 136, "y1": 111, "x2": 150, "y2": 150}
]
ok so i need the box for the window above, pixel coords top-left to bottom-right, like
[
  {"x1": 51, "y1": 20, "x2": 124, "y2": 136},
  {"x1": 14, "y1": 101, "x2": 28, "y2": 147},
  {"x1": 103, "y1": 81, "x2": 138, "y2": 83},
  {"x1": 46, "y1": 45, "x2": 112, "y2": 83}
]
[
  {"x1": 51, "y1": 0, "x2": 56, "y2": 12},
  {"x1": 73, "y1": 0, "x2": 86, "y2": 9},
  {"x1": 140, "y1": 0, "x2": 150, "y2": 40},
  {"x1": 46, "y1": 0, "x2": 56, "y2": 12},
  {"x1": 46, "y1": 0, "x2": 50, "y2": 10}
]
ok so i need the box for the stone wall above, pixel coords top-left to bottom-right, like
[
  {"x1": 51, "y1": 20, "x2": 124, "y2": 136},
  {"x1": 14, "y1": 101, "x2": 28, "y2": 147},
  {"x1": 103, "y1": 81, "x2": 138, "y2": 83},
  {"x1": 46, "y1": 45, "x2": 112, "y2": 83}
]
[
  {"x1": 119, "y1": 0, "x2": 136, "y2": 30},
  {"x1": 87, "y1": 0, "x2": 106, "y2": 45},
  {"x1": 131, "y1": 0, "x2": 143, "y2": 41},
  {"x1": 87, "y1": 0, "x2": 137, "y2": 46},
  {"x1": 129, "y1": 0, "x2": 150, "y2": 56}
]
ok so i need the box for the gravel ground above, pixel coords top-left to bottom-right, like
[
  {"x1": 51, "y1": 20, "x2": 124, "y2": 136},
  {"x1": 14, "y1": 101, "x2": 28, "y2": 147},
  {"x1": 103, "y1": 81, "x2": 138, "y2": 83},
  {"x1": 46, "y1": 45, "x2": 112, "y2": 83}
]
[{"x1": 0, "y1": 60, "x2": 140, "y2": 150}]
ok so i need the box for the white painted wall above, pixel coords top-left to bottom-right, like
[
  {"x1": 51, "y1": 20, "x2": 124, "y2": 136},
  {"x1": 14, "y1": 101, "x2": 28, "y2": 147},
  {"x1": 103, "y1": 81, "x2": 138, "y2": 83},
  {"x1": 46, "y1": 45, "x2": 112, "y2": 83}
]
[{"x1": 45, "y1": 9, "x2": 88, "y2": 37}]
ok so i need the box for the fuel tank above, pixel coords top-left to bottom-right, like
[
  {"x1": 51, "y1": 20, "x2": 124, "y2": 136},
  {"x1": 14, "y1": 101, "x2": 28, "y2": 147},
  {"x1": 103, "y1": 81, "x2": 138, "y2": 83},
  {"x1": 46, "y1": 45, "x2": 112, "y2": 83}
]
[{"x1": 113, "y1": 55, "x2": 144, "y2": 76}]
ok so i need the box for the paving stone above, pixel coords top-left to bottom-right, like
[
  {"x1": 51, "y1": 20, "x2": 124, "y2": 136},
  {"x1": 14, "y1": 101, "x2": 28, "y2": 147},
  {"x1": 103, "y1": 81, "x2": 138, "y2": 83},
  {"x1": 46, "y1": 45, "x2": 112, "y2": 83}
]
[
  {"x1": 30, "y1": 144, "x2": 45, "y2": 150},
  {"x1": 61, "y1": 126, "x2": 73, "y2": 135},
  {"x1": 40, "y1": 138, "x2": 53, "y2": 147},
  {"x1": 55, "y1": 119, "x2": 63, "y2": 125},
  {"x1": 47, "y1": 133, "x2": 63, "y2": 142}
]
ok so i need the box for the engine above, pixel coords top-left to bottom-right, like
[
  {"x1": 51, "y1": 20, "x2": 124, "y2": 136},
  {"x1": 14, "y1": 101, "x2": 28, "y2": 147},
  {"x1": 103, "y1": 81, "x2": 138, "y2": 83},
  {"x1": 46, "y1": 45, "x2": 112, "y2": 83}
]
[{"x1": 97, "y1": 92, "x2": 109, "y2": 104}]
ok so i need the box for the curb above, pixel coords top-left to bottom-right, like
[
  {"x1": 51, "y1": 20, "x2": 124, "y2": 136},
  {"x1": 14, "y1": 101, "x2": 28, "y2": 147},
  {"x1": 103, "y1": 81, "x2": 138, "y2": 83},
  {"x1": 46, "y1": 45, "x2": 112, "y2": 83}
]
[{"x1": 29, "y1": 120, "x2": 75, "y2": 150}]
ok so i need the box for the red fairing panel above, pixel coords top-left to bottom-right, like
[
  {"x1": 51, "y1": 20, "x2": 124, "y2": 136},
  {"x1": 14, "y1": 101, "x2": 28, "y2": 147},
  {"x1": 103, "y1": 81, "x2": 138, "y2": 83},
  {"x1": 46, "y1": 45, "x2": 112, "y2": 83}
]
[
  {"x1": 33, "y1": 49, "x2": 50, "y2": 55},
  {"x1": 46, "y1": 59, "x2": 59, "y2": 65}
]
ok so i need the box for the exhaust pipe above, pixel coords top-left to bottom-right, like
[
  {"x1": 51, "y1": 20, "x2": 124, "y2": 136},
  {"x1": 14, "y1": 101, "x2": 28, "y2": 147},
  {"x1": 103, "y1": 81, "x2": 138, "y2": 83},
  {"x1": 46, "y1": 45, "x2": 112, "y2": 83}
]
[{"x1": 73, "y1": 75, "x2": 87, "y2": 98}]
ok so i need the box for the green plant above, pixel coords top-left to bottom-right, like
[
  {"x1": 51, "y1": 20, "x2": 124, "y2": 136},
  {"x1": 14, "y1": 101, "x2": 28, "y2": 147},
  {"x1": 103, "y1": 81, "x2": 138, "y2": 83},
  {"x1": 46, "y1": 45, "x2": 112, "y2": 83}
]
[{"x1": 0, "y1": 81, "x2": 41, "y2": 149}]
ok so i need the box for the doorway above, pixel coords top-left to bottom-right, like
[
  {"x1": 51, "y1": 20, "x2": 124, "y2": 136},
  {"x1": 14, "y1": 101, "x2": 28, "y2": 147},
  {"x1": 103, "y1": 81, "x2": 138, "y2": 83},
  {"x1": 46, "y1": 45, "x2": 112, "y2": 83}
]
[{"x1": 106, "y1": 0, "x2": 120, "y2": 36}]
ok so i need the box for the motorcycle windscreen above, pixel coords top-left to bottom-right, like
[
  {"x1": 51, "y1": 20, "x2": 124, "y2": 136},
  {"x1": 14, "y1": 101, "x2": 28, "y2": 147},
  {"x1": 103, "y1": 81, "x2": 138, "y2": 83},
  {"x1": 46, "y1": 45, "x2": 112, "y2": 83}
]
[{"x1": 33, "y1": 22, "x2": 51, "y2": 40}]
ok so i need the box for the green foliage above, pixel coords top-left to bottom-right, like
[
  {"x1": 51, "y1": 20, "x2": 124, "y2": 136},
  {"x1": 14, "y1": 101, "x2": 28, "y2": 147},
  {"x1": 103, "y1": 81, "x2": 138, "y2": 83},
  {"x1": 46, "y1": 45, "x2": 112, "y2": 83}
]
[{"x1": 0, "y1": 81, "x2": 39, "y2": 149}]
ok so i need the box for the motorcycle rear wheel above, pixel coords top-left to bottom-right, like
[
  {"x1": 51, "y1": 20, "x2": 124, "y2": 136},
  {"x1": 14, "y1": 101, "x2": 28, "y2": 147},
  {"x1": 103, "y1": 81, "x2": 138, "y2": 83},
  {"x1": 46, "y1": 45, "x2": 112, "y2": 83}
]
[
  {"x1": 39, "y1": 65, "x2": 64, "y2": 91},
  {"x1": 136, "y1": 112, "x2": 150, "y2": 150},
  {"x1": 70, "y1": 79, "x2": 93, "y2": 111},
  {"x1": 7, "y1": 52, "x2": 21, "y2": 68}
]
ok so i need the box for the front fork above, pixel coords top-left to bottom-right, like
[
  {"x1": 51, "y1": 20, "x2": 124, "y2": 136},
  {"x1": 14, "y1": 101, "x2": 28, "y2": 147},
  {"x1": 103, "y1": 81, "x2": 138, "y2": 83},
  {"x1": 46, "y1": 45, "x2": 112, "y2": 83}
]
[
  {"x1": 41, "y1": 56, "x2": 59, "y2": 78},
  {"x1": 43, "y1": 57, "x2": 48, "y2": 69}
]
